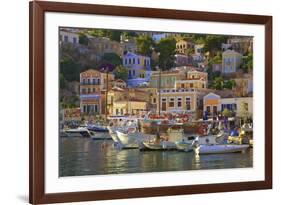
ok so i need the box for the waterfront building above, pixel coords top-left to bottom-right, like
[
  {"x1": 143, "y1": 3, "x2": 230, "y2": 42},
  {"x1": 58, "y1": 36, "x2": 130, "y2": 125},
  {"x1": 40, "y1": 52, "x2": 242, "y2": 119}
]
[
  {"x1": 176, "y1": 40, "x2": 195, "y2": 55},
  {"x1": 203, "y1": 92, "x2": 221, "y2": 116},
  {"x1": 88, "y1": 37, "x2": 123, "y2": 57},
  {"x1": 59, "y1": 29, "x2": 80, "y2": 44},
  {"x1": 107, "y1": 87, "x2": 149, "y2": 116},
  {"x1": 80, "y1": 69, "x2": 114, "y2": 114},
  {"x1": 222, "y1": 50, "x2": 243, "y2": 74},
  {"x1": 112, "y1": 100, "x2": 148, "y2": 116},
  {"x1": 61, "y1": 108, "x2": 81, "y2": 122},
  {"x1": 156, "y1": 88, "x2": 205, "y2": 119},
  {"x1": 203, "y1": 92, "x2": 253, "y2": 118}
]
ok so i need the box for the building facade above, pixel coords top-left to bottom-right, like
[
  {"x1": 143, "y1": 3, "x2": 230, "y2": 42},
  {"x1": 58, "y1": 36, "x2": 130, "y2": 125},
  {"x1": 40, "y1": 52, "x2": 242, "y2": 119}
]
[
  {"x1": 59, "y1": 30, "x2": 80, "y2": 44},
  {"x1": 149, "y1": 70, "x2": 185, "y2": 88},
  {"x1": 156, "y1": 88, "x2": 202, "y2": 115},
  {"x1": 203, "y1": 92, "x2": 253, "y2": 118},
  {"x1": 176, "y1": 40, "x2": 195, "y2": 55},
  {"x1": 80, "y1": 69, "x2": 114, "y2": 114},
  {"x1": 88, "y1": 37, "x2": 123, "y2": 57},
  {"x1": 222, "y1": 50, "x2": 242, "y2": 74},
  {"x1": 122, "y1": 52, "x2": 151, "y2": 79}
]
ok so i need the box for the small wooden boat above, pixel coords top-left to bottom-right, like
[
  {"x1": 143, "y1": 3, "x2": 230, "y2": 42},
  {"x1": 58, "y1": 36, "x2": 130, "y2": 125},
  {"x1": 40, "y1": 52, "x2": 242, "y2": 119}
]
[{"x1": 193, "y1": 144, "x2": 249, "y2": 155}]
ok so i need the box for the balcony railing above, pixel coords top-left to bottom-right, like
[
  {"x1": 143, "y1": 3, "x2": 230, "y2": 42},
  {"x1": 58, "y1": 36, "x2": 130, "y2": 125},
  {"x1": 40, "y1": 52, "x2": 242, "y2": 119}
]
[{"x1": 80, "y1": 82, "x2": 101, "y2": 85}]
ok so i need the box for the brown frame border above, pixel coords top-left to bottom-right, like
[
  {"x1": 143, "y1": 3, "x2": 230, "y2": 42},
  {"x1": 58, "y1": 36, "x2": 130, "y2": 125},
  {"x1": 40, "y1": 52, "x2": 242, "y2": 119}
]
[{"x1": 29, "y1": 1, "x2": 272, "y2": 204}]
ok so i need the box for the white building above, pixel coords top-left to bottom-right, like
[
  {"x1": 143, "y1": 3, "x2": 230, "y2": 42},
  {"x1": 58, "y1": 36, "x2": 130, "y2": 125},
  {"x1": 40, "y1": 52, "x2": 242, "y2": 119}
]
[
  {"x1": 222, "y1": 50, "x2": 242, "y2": 73},
  {"x1": 59, "y1": 30, "x2": 80, "y2": 44}
]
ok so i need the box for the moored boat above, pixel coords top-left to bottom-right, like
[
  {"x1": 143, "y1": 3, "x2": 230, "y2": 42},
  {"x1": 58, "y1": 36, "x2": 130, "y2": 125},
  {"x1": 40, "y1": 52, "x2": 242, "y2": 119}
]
[
  {"x1": 65, "y1": 127, "x2": 93, "y2": 138},
  {"x1": 193, "y1": 144, "x2": 249, "y2": 155},
  {"x1": 142, "y1": 141, "x2": 177, "y2": 150}
]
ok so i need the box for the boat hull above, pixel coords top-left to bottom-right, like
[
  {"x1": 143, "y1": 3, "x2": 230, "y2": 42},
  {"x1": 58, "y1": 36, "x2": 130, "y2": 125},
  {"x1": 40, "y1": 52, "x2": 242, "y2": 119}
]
[
  {"x1": 142, "y1": 141, "x2": 177, "y2": 150},
  {"x1": 194, "y1": 144, "x2": 249, "y2": 155}
]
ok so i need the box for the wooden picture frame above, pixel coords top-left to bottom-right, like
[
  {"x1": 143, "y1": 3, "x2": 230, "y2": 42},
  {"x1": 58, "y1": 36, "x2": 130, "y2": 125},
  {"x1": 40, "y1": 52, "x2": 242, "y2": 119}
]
[{"x1": 29, "y1": 1, "x2": 272, "y2": 204}]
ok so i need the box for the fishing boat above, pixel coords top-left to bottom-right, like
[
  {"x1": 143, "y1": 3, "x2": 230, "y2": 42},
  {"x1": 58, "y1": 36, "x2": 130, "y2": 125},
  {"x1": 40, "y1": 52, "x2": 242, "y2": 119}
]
[
  {"x1": 193, "y1": 144, "x2": 249, "y2": 155},
  {"x1": 64, "y1": 127, "x2": 93, "y2": 138}
]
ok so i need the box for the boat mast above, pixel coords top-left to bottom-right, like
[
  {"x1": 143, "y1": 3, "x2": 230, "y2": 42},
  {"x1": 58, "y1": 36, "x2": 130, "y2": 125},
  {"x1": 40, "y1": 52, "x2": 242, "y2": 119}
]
[{"x1": 105, "y1": 67, "x2": 108, "y2": 123}]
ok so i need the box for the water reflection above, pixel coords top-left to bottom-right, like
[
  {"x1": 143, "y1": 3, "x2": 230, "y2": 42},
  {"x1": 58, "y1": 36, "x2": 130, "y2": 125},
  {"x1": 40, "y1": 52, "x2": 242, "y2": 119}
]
[{"x1": 59, "y1": 138, "x2": 253, "y2": 177}]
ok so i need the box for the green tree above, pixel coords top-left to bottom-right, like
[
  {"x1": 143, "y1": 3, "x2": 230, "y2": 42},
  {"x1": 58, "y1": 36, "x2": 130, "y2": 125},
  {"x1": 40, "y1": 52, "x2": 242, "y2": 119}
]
[
  {"x1": 211, "y1": 76, "x2": 224, "y2": 90},
  {"x1": 60, "y1": 58, "x2": 80, "y2": 82},
  {"x1": 136, "y1": 35, "x2": 154, "y2": 56},
  {"x1": 59, "y1": 74, "x2": 67, "y2": 89},
  {"x1": 101, "y1": 53, "x2": 122, "y2": 67},
  {"x1": 78, "y1": 33, "x2": 89, "y2": 45},
  {"x1": 156, "y1": 37, "x2": 176, "y2": 70},
  {"x1": 204, "y1": 35, "x2": 227, "y2": 57},
  {"x1": 113, "y1": 65, "x2": 128, "y2": 81},
  {"x1": 223, "y1": 79, "x2": 236, "y2": 89},
  {"x1": 109, "y1": 31, "x2": 122, "y2": 42},
  {"x1": 241, "y1": 52, "x2": 253, "y2": 73},
  {"x1": 222, "y1": 108, "x2": 232, "y2": 117}
]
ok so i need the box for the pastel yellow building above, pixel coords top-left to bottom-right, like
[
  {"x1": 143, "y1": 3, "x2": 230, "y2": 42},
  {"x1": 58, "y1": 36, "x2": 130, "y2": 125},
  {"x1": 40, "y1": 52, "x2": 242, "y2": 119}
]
[
  {"x1": 176, "y1": 39, "x2": 194, "y2": 55},
  {"x1": 112, "y1": 100, "x2": 148, "y2": 116},
  {"x1": 107, "y1": 87, "x2": 149, "y2": 116},
  {"x1": 156, "y1": 88, "x2": 201, "y2": 114},
  {"x1": 175, "y1": 70, "x2": 208, "y2": 89}
]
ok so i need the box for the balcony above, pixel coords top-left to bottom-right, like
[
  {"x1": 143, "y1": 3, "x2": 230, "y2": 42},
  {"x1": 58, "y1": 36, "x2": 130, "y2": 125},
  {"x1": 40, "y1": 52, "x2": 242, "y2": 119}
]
[{"x1": 80, "y1": 82, "x2": 101, "y2": 85}]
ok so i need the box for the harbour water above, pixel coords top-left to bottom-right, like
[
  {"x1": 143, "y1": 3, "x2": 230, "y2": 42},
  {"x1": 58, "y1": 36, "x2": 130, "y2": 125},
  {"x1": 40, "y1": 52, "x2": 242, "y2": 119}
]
[{"x1": 59, "y1": 137, "x2": 253, "y2": 177}]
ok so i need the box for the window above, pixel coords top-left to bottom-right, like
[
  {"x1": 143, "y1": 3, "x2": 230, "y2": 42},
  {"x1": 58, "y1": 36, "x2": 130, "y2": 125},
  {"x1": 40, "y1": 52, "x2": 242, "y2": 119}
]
[
  {"x1": 92, "y1": 88, "x2": 95, "y2": 92},
  {"x1": 138, "y1": 58, "x2": 140, "y2": 64},
  {"x1": 97, "y1": 79, "x2": 100, "y2": 84},
  {"x1": 116, "y1": 109, "x2": 119, "y2": 115},
  {"x1": 190, "y1": 83, "x2": 193, "y2": 88},
  {"x1": 125, "y1": 59, "x2": 127, "y2": 65},
  {"x1": 177, "y1": 97, "x2": 182, "y2": 107},
  {"x1": 153, "y1": 98, "x2": 156, "y2": 104},
  {"x1": 133, "y1": 70, "x2": 135, "y2": 76},
  {"x1": 181, "y1": 84, "x2": 184, "y2": 88},
  {"x1": 213, "y1": 106, "x2": 217, "y2": 114},
  {"x1": 133, "y1": 58, "x2": 135, "y2": 64},
  {"x1": 87, "y1": 79, "x2": 90, "y2": 84},
  {"x1": 206, "y1": 106, "x2": 211, "y2": 113},
  {"x1": 88, "y1": 88, "x2": 91, "y2": 93},
  {"x1": 169, "y1": 98, "x2": 175, "y2": 107},
  {"x1": 82, "y1": 79, "x2": 86, "y2": 84},
  {"x1": 64, "y1": 36, "x2": 68, "y2": 43},
  {"x1": 129, "y1": 58, "x2": 131, "y2": 64},
  {"x1": 93, "y1": 79, "x2": 96, "y2": 84},
  {"x1": 82, "y1": 88, "x2": 86, "y2": 94},
  {"x1": 73, "y1": 37, "x2": 77, "y2": 44},
  {"x1": 186, "y1": 98, "x2": 191, "y2": 110},
  {"x1": 129, "y1": 70, "x2": 131, "y2": 76}
]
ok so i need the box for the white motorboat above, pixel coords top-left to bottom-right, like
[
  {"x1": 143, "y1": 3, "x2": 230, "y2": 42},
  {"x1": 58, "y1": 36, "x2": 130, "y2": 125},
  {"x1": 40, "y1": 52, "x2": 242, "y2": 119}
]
[
  {"x1": 193, "y1": 144, "x2": 249, "y2": 155},
  {"x1": 64, "y1": 127, "x2": 93, "y2": 138},
  {"x1": 115, "y1": 130, "x2": 154, "y2": 149}
]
